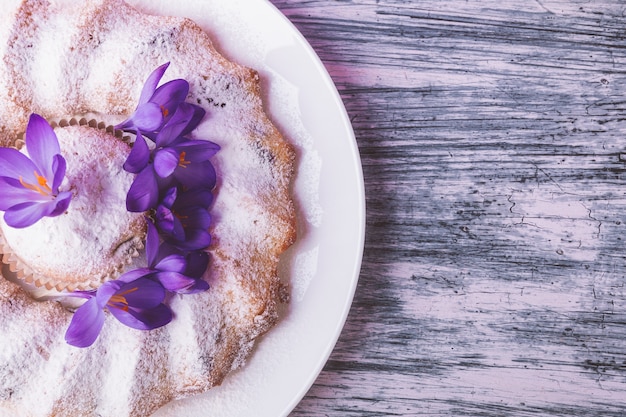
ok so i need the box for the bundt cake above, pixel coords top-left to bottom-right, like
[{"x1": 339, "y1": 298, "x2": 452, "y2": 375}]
[{"x1": 0, "y1": 0, "x2": 296, "y2": 416}]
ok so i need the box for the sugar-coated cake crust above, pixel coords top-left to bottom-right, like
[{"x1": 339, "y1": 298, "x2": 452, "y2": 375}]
[
  {"x1": 0, "y1": 122, "x2": 146, "y2": 292},
  {"x1": 0, "y1": 0, "x2": 296, "y2": 416}
]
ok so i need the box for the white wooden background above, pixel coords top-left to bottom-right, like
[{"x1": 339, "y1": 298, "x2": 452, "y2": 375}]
[{"x1": 271, "y1": 1, "x2": 626, "y2": 415}]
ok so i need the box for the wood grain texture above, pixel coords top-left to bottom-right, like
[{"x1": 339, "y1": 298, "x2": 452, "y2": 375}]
[{"x1": 270, "y1": 1, "x2": 626, "y2": 415}]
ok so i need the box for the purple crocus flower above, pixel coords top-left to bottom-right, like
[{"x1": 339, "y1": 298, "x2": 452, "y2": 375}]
[
  {"x1": 154, "y1": 138, "x2": 218, "y2": 191},
  {"x1": 123, "y1": 130, "x2": 161, "y2": 212},
  {"x1": 182, "y1": 250, "x2": 211, "y2": 294},
  {"x1": 0, "y1": 114, "x2": 72, "y2": 228},
  {"x1": 123, "y1": 103, "x2": 218, "y2": 212},
  {"x1": 64, "y1": 277, "x2": 172, "y2": 348},
  {"x1": 150, "y1": 103, "x2": 217, "y2": 184},
  {"x1": 115, "y1": 62, "x2": 204, "y2": 137},
  {"x1": 118, "y1": 219, "x2": 209, "y2": 293},
  {"x1": 155, "y1": 186, "x2": 213, "y2": 251}
]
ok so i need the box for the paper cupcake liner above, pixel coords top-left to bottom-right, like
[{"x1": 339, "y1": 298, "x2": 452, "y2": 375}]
[
  {"x1": 14, "y1": 116, "x2": 131, "y2": 147},
  {"x1": 0, "y1": 232, "x2": 144, "y2": 293},
  {"x1": 0, "y1": 117, "x2": 145, "y2": 293}
]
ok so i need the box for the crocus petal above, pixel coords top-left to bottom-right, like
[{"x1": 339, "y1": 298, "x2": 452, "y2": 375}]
[
  {"x1": 153, "y1": 148, "x2": 179, "y2": 178},
  {"x1": 117, "y1": 278, "x2": 165, "y2": 309},
  {"x1": 64, "y1": 298, "x2": 105, "y2": 348},
  {"x1": 157, "y1": 210, "x2": 185, "y2": 242},
  {"x1": 48, "y1": 191, "x2": 72, "y2": 217},
  {"x1": 4, "y1": 200, "x2": 58, "y2": 228},
  {"x1": 151, "y1": 79, "x2": 189, "y2": 117},
  {"x1": 0, "y1": 177, "x2": 44, "y2": 210},
  {"x1": 0, "y1": 147, "x2": 39, "y2": 182},
  {"x1": 96, "y1": 280, "x2": 123, "y2": 308},
  {"x1": 162, "y1": 187, "x2": 177, "y2": 208},
  {"x1": 51, "y1": 154, "x2": 67, "y2": 192},
  {"x1": 126, "y1": 166, "x2": 159, "y2": 212},
  {"x1": 173, "y1": 160, "x2": 216, "y2": 190},
  {"x1": 24, "y1": 114, "x2": 60, "y2": 180},
  {"x1": 117, "y1": 268, "x2": 154, "y2": 284},
  {"x1": 152, "y1": 271, "x2": 196, "y2": 292},
  {"x1": 109, "y1": 303, "x2": 172, "y2": 330},
  {"x1": 185, "y1": 251, "x2": 209, "y2": 278},
  {"x1": 176, "y1": 140, "x2": 220, "y2": 162},
  {"x1": 154, "y1": 189, "x2": 178, "y2": 236},
  {"x1": 123, "y1": 131, "x2": 150, "y2": 174},
  {"x1": 155, "y1": 240, "x2": 179, "y2": 260},
  {"x1": 180, "y1": 279, "x2": 210, "y2": 294},
  {"x1": 145, "y1": 219, "x2": 160, "y2": 267},
  {"x1": 169, "y1": 228, "x2": 211, "y2": 251},
  {"x1": 154, "y1": 253, "x2": 186, "y2": 273},
  {"x1": 155, "y1": 205, "x2": 175, "y2": 234},
  {"x1": 180, "y1": 104, "x2": 206, "y2": 137},
  {"x1": 184, "y1": 228, "x2": 212, "y2": 249},
  {"x1": 130, "y1": 102, "x2": 164, "y2": 132},
  {"x1": 155, "y1": 102, "x2": 195, "y2": 147},
  {"x1": 174, "y1": 188, "x2": 213, "y2": 209},
  {"x1": 138, "y1": 62, "x2": 170, "y2": 105},
  {"x1": 178, "y1": 206, "x2": 212, "y2": 229}
]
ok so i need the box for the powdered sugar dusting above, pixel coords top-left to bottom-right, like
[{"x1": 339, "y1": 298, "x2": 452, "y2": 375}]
[
  {"x1": 0, "y1": 124, "x2": 144, "y2": 290},
  {"x1": 95, "y1": 328, "x2": 141, "y2": 417},
  {"x1": 0, "y1": 0, "x2": 301, "y2": 416}
]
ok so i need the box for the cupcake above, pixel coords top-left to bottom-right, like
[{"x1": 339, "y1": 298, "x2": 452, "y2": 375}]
[{"x1": 0, "y1": 116, "x2": 145, "y2": 292}]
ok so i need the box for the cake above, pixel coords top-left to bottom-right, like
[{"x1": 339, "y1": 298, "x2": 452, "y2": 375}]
[
  {"x1": 0, "y1": 118, "x2": 146, "y2": 292},
  {"x1": 0, "y1": 0, "x2": 296, "y2": 416}
]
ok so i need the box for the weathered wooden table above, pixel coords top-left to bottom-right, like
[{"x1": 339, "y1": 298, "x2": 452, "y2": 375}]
[{"x1": 272, "y1": 1, "x2": 626, "y2": 415}]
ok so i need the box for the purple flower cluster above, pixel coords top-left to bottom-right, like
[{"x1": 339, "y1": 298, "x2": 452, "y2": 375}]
[
  {"x1": 119, "y1": 62, "x2": 218, "y2": 215},
  {"x1": 65, "y1": 218, "x2": 209, "y2": 348},
  {"x1": 64, "y1": 63, "x2": 218, "y2": 347}
]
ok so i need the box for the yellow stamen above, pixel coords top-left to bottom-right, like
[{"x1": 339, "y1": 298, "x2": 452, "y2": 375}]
[
  {"x1": 107, "y1": 287, "x2": 139, "y2": 312},
  {"x1": 19, "y1": 171, "x2": 51, "y2": 196},
  {"x1": 36, "y1": 172, "x2": 52, "y2": 192},
  {"x1": 160, "y1": 105, "x2": 169, "y2": 118},
  {"x1": 178, "y1": 151, "x2": 190, "y2": 168}
]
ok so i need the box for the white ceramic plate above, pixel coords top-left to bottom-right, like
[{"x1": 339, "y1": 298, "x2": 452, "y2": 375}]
[{"x1": 124, "y1": 1, "x2": 366, "y2": 416}]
